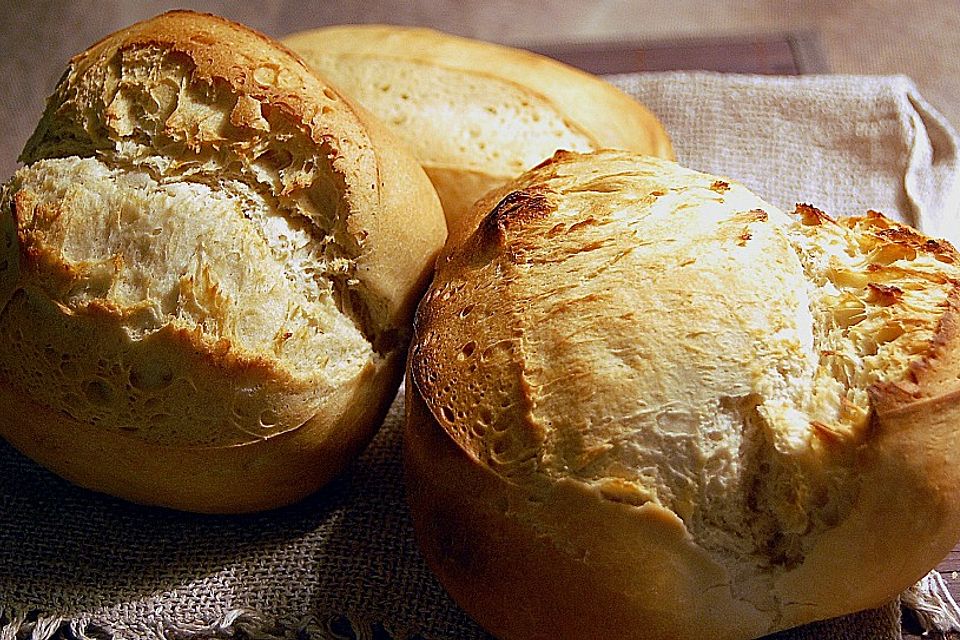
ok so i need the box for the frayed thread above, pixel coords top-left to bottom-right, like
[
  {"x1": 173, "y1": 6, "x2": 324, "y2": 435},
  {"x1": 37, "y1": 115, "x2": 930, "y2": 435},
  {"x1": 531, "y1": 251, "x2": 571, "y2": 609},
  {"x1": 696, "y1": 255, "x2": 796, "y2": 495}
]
[
  {"x1": 2, "y1": 607, "x2": 262, "y2": 640},
  {"x1": 0, "y1": 610, "x2": 26, "y2": 640},
  {"x1": 163, "y1": 608, "x2": 265, "y2": 639},
  {"x1": 0, "y1": 608, "x2": 411, "y2": 640},
  {"x1": 902, "y1": 570, "x2": 960, "y2": 634},
  {"x1": 0, "y1": 609, "x2": 64, "y2": 640}
]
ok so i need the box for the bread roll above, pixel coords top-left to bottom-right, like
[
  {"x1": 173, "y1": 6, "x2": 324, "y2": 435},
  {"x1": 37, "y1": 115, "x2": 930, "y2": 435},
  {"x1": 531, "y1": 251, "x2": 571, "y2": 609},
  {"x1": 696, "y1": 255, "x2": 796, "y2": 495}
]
[
  {"x1": 0, "y1": 11, "x2": 446, "y2": 513},
  {"x1": 405, "y1": 149, "x2": 960, "y2": 639},
  {"x1": 283, "y1": 25, "x2": 673, "y2": 238}
]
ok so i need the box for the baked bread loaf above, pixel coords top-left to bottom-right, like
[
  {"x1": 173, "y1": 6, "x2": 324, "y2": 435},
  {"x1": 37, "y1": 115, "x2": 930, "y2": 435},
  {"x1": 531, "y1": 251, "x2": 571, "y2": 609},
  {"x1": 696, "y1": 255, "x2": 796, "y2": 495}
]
[
  {"x1": 0, "y1": 11, "x2": 446, "y2": 513},
  {"x1": 283, "y1": 25, "x2": 673, "y2": 238},
  {"x1": 406, "y1": 149, "x2": 960, "y2": 639}
]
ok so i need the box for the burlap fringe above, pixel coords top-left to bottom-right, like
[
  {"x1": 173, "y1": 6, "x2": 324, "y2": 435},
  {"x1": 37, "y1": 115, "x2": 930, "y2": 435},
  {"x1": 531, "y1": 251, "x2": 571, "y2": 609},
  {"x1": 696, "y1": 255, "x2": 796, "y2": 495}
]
[
  {"x1": 6, "y1": 580, "x2": 960, "y2": 640},
  {"x1": 0, "y1": 609, "x2": 68, "y2": 640},
  {"x1": 160, "y1": 610, "x2": 402, "y2": 639},
  {"x1": 0, "y1": 608, "x2": 408, "y2": 640},
  {"x1": 902, "y1": 570, "x2": 960, "y2": 635}
]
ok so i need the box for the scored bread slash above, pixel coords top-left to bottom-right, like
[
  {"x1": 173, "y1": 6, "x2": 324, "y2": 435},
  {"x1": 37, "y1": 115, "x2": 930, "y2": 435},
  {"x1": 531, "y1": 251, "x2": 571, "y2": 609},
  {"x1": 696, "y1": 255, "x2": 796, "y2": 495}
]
[
  {"x1": 0, "y1": 10, "x2": 446, "y2": 513},
  {"x1": 405, "y1": 149, "x2": 960, "y2": 639},
  {"x1": 283, "y1": 24, "x2": 674, "y2": 240}
]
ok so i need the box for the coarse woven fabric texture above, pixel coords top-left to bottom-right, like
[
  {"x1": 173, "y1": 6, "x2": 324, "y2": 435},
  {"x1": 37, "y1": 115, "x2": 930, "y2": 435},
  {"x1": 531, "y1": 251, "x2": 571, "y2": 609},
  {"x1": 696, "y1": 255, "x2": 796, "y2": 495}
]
[
  {"x1": 2, "y1": 71, "x2": 960, "y2": 640},
  {"x1": 609, "y1": 71, "x2": 960, "y2": 247}
]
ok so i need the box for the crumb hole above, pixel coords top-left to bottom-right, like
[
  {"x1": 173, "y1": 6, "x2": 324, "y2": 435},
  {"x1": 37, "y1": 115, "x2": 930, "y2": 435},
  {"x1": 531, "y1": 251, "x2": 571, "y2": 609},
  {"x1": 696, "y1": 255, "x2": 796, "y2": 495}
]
[
  {"x1": 129, "y1": 363, "x2": 174, "y2": 391},
  {"x1": 259, "y1": 148, "x2": 294, "y2": 171},
  {"x1": 440, "y1": 405, "x2": 455, "y2": 423},
  {"x1": 259, "y1": 409, "x2": 279, "y2": 428},
  {"x1": 481, "y1": 341, "x2": 512, "y2": 361},
  {"x1": 84, "y1": 379, "x2": 115, "y2": 406},
  {"x1": 478, "y1": 407, "x2": 493, "y2": 426},
  {"x1": 190, "y1": 33, "x2": 216, "y2": 46},
  {"x1": 148, "y1": 413, "x2": 170, "y2": 426},
  {"x1": 253, "y1": 65, "x2": 279, "y2": 87}
]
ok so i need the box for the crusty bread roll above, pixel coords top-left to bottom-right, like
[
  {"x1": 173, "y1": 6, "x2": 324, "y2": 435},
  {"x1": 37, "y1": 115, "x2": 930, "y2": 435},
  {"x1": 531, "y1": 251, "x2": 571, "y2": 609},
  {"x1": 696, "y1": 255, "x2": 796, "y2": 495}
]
[
  {"x1": 283, "y1": 25, "x2": 674, "y2": 239},
  {"x1": 406, "y1": 149, "x2": 960, "y2": 639},
  {"x1": 0, "y1": 11, "x2": 446, "y2": 513}
]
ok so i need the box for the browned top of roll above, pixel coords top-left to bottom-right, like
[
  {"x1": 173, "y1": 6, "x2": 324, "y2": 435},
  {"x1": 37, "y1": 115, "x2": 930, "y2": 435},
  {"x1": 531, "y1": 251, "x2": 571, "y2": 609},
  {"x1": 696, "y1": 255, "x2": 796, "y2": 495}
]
[{"x1": 407, "y1": 149, "x2": 960, "y2": 638}]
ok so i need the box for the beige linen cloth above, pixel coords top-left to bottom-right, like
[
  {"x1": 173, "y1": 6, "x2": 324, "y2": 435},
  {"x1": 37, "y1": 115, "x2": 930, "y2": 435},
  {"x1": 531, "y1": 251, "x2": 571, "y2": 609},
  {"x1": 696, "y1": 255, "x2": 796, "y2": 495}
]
[{"x1": 2, "y1": 72, "x2": 960, "y2": 640}]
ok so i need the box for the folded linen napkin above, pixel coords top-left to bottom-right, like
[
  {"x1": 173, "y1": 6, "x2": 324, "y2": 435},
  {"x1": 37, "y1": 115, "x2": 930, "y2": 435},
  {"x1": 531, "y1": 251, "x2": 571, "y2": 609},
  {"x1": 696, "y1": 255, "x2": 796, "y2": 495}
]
[
  {"x1": 610, "y1": 72, "x2": 960, "y2": 247},
  {"x1": 1, "y1": 72, "x2": 959, "y2": 640}
]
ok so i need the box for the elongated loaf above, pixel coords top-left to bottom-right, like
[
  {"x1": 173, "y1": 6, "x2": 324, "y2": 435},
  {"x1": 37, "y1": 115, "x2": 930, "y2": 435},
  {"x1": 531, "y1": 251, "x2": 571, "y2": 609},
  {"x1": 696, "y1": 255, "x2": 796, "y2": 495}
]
[
  {"x1": 0, "y1": 11, "x2": 446, "y2": 513},
  {"x1": 283, "y1": 25, "x2": 673, "y2": 238},
  {"x1": 406, "y1": 149, "x2": 960, "y2": 639}
]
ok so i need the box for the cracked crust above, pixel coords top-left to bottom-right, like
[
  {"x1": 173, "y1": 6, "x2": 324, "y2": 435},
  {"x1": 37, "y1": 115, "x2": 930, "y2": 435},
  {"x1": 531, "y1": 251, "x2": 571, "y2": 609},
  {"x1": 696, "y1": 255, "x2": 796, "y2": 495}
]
[
  {"x1": 0, "y1": 11, "x2": 446, "y2": 513},
  {"x1": 283, "y1": 24, "x2": 674, "y2": 239},
  {"x1": 406, "y1": 150, "x2": 960, "y2": 638}
]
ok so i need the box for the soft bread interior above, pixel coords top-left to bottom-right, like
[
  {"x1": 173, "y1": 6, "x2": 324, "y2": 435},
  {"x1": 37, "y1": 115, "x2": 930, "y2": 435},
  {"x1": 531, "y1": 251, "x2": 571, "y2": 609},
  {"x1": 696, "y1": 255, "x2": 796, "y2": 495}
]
[
  {"x1": 0, "y1": 36, "x2": 381, "y2": 450},
  {"x1": 9, "y1": 157, "x2": 370, "y2": 375},
  {"x1": 1, "y1": 156, "x2": 375, "y2": 448},
  {"x1": 18, "y1": 42, "x2": 386, "y2": 338},
  {"x1": 794, "y1": 206, "x2": 958, "y2": 414}
]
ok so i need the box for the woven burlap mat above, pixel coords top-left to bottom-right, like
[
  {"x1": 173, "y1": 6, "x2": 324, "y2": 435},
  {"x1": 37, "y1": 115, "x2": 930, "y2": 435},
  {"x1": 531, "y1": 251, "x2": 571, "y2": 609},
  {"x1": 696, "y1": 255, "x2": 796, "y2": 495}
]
[
  {"x1": 2, "y1": 72, "x2": 960, "y2": 640},
  {"x1": 0, "y1": 391, "x2": 906, "y2": 640}
]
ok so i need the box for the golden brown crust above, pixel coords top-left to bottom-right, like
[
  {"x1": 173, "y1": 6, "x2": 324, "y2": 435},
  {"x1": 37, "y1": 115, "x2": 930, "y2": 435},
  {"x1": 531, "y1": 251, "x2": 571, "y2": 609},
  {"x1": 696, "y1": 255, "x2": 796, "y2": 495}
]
[
  {"x1": 283, "y1": 24, "x2": 673, "y2": 238},
  {"x1": 319, "y1": 24, "x2": 675, "y2": 155},
  {"x1": 0, "y1": 11, "x2": 445, "y2": 512},
  {"x1": 406, "y1": 149, "x2": 960, "y2": 638},
  {"x1": 1, "y1": 349, "x2": 402, "y2": 514},
  {"x1": 40, "y1": 10, "x2": 368, "y2": 160},
  {"x1": 405, "y1": 375, "x2": 769, "y2": 640}
]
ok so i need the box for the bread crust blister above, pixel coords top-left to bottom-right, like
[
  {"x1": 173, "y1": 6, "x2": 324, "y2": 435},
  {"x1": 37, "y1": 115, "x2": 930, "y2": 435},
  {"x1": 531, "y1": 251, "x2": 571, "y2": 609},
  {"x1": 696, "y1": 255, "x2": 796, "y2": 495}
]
[
  {"x1": 0, "y1": 10, "x2": 446, "y2": 513},
  {"x1": 406, "y1": 149, "x2": 960, "y2": 639}
]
